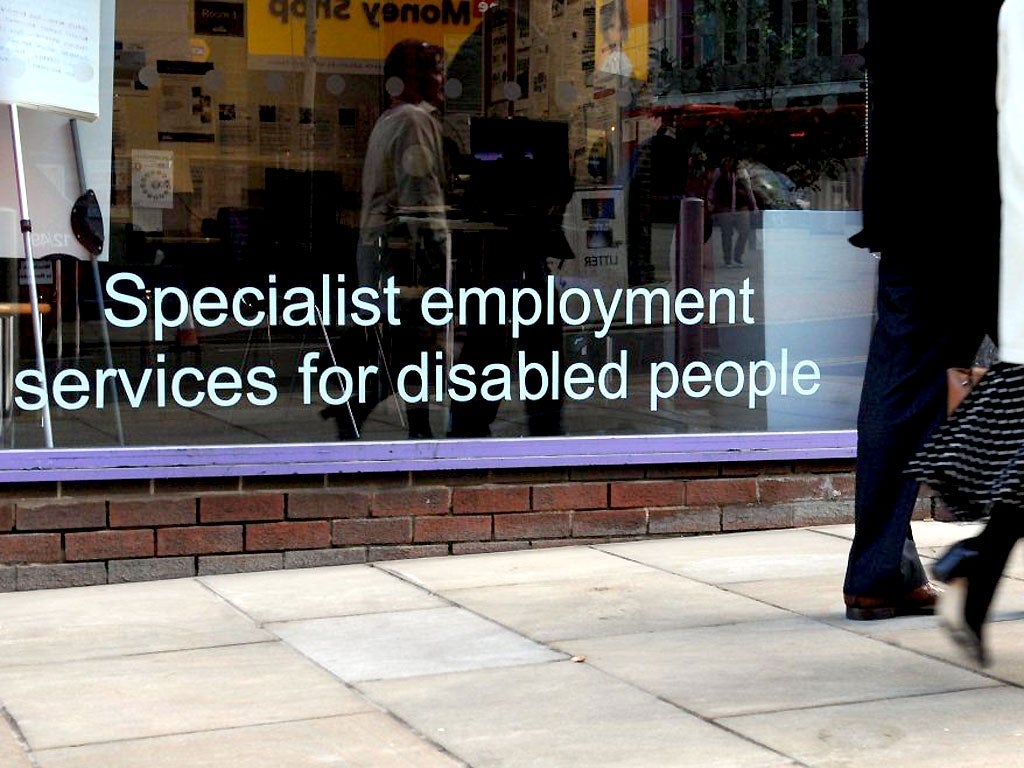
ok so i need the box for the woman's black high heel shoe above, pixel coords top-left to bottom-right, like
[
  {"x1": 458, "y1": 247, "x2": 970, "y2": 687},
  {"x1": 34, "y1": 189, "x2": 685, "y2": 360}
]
[
  {"x1": 938, "y1": 578, "x2": 988, "y2": 667},
  {"x1": 931, "y1": 539, "x2": 990, "y2": 666}
]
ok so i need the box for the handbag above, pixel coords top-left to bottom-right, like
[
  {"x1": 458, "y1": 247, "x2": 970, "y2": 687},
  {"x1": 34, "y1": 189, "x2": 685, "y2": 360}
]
[{"x1": 946, "y1": 366, "x2": 988, "y2": 415}]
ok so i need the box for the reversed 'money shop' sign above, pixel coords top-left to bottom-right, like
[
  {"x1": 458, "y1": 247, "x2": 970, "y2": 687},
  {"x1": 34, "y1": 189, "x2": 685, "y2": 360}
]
[{"x1": 0, "y1": 0, "x2": 102, "y2": 119}]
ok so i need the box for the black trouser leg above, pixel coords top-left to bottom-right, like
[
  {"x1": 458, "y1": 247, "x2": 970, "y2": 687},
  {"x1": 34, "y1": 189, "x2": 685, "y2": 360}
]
[{"x1": 844, "y1": 253, "x2": 988, "y2": 598}]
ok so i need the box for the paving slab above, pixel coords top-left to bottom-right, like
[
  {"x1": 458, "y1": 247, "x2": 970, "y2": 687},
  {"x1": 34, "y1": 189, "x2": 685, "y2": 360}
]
[
  {"x1": 201, "y1": 564, "x2": 444, "y2": 623},
  {"x1": 0, "y1": 642, "x2": 373, "y2": 750},
  {"x1": 598, "y1": 528, "x2": 852, "y2": 584},
  {"x1": 722, "y1": 574, "x2": 850, "y2": 619},
  {"x1": 361, "y1": 661, "x2": 798, "y2": 768},
  {"x1": 552, "y1": 618, "x2": 997, "y2": 718},
  {"x1": 869, "y1": 613, "x2": 1024, "y2": 686},
  {"x1": 32, "y1": 713, "x2": 464, "y2": 768},
  {"x1": 377, "y1": 546, "x2": 656, "y2": 591},
  {"x1": 811, "y1": 520, "x2": 985, "y2": 548},
  {"x1": 719, "y1": 574, "x2": 1024, "y2": 638},
  {"x1": 719, "y1": 687, "x2": 1024, "y2": 768},
  {"x1": 444, "y1": 570, "x2": 790, "y2": 642},
  {"x1": 0, "y1": 716, "x2": 32, "y2": 768},
  {"x1": 270, "y1": 606, "x2": 563, "y2": 682},
  {"x1": 0, "y1": 579, "x2": 268, "y2": 666}
]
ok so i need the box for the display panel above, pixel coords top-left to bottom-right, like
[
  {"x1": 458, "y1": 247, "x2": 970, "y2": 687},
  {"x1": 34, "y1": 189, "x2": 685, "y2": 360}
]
[{"x1": 0, "y1": 0, "x2": 871, "y2": 472}]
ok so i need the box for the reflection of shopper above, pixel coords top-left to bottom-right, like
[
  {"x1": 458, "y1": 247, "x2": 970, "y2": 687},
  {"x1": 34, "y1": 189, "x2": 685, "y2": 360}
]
[
  {"x1": 326, "y1": 39, "x2": 448, "y2": 440},
  {"x1": 626, "y1": 111, "x2": 687, "y2": 284},
  {"x1": 906, "y1": 0, "x2": 1018, "y2": 667},
  {"x1": 598, "y1": 0, "x2": 633, "y2": 77},
  {"x1": 447, "y1": 121, "x2": 574, "y2": 439},
  {"x1": 708, "y1": 156, "x2": 756, "y2": 268},
  {"x1": 842, "y1": 2, "x2": 1001, "y2": 621}
]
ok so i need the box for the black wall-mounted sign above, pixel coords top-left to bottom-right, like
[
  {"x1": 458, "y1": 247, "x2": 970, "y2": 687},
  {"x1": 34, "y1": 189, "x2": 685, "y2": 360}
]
[{"x1": 195, "y1": 1, "x2": 245, "y2": 36}]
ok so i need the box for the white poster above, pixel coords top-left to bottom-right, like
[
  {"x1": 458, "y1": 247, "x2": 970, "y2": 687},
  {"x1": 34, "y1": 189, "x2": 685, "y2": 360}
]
[
  {"x1": 0, "y1": 0, "x2": 102, "y2": 119},
  {"x1": 0, "y1": 0, "x2": 114, "y2": 260},
  {"x1": 131, "y1": 150, "x2": 174, "y2": 209}
]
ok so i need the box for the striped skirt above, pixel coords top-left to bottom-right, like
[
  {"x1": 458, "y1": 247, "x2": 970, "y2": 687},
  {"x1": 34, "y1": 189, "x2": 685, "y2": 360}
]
[{"x1": 908, "y1": 362, "x2": 1024, "y2": 519}]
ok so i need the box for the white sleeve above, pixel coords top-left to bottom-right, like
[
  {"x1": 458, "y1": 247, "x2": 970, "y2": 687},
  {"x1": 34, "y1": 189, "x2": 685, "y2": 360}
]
[{"x1": 998, "y1": 0, "x2": 1024, "y2": 362}]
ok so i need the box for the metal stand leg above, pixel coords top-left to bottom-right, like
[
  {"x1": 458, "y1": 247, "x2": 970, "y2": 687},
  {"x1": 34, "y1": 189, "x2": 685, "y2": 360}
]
[
  {"x1": 8, "y1": 104, "x2": 53, "y2": 448},
  {"x1": 70, "y1": 120, "x2": 124, "y2": 445}
]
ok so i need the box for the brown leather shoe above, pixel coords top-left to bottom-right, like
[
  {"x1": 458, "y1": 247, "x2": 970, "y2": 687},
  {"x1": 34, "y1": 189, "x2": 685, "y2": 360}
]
[{"x1": 844, "y1": 582, "x2": 942, "y2": 620}]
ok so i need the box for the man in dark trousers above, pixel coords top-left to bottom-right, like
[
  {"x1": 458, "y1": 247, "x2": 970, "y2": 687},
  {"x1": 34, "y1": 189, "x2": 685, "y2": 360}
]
[{"x1": 843, "y1": 2, "x2": 1003, "y2": 619}]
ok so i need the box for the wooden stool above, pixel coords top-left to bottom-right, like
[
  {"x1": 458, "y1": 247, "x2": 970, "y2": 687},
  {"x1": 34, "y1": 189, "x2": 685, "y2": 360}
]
[{"x1": 0, "y1": 301, "x2": 52, "y2": 447}]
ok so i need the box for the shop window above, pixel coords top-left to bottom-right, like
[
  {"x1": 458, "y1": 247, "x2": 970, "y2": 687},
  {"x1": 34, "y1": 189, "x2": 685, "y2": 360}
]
[{"x1": 0, "y1": 0, "x2": 870, "y2": 472}]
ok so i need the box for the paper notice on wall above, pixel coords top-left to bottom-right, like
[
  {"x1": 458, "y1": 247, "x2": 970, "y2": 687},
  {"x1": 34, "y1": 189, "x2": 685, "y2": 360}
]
[
  {"x1": 156, "y1": 60, "x2": 215, "y2": 143},
  {"x1": 132, "y1": 149, "x2": 174, "y2": 209},
  {"x1": 0, "y1": 0, "x2": 102, "y2": 118},
  {"x1": 0, "y1": 0, "x2": 114, "y2": 260}
]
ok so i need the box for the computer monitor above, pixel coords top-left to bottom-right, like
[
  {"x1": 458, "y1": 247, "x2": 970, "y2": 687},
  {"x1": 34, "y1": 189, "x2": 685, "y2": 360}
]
[{"x1": 467, "y1": 117, "x2": 571, "y2": 217}]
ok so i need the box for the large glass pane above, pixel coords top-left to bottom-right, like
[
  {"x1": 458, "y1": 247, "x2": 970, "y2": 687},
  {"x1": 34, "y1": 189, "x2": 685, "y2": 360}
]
[{"x1": 0, "y1": 0, "x2": 870, "y2": 448}]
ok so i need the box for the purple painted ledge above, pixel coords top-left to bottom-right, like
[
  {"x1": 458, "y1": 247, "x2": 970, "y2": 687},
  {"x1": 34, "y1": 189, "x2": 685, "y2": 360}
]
[{"x1": 0, "y1": 431, "x2": 856, "y2": 482}]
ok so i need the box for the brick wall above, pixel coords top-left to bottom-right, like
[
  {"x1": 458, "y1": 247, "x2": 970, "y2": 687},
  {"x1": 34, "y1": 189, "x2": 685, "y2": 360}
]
[{"x1": 0, "y1": 457, "x2": 926, "y2": 592}]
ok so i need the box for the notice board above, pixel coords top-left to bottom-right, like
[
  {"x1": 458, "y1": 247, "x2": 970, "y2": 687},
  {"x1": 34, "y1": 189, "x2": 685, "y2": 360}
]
[{"x1": 0, "y1": 0, "x2": 114, "y2": 260}]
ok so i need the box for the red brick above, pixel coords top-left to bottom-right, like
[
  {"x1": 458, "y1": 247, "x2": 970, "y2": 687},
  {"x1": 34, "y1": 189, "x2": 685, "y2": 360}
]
[
  {"x1": 372, "y1": 487, "x2": 450, "y2": 517},
  {"x1": 62, "y1": 480, "x2": 151, "y2": 497},
  {"x1": 453, "y1": 541, "x2": 531, "y2": 555},
  {"x1": 332, "y1": 518, "x2": 413, "y2": 546},
  {"x1": 415, "y1": 515, "x2": 492, "y2": 542},
  {"x1": 0, "y1": 533, "x2": 61, "y2": 563},
  {"x1": 793, "y1": 499, "x2": 855, "y2": 527},
  {"x1": 757, "y1": 476, "x2": 829, "y2": 504},
  {"x1": 723, "y1": 504, "x2": 794, "y2": 531},
  {"x1": 793, "y1": 459, "x2": 856, "y2": 474},
  {"x1": 0, "y1": 503, "x2": 13, "y2": 531},
  {"x1": 16, "y1": 501, "x2": 105, "y2": 531},
  {"x1": 66, "y1": 530, "x2": 154, "y2": 561},
  {"x1": 830, "y1": 474, "x2": 856, "y2": 499},
  {"x1": 569, "y1": 466, "x2": 645, "y2": 481},
  {"x1": 157, "y1": 525, "x2": 242, "y2": 556},
  {"x1": 288, "y1": 491, "x2": 371, "y2": 519},
  {"x1": 572, "y1": 509, "x2": 646, "y2": 537},
  {"x1": 931, "y1": 496, "x2": 957, "y2": 523},
  {"x1": 645, "y1": 465, "x2": 720, "y2": 479},
  {"x1": 912, "y1": 495, "x2": 931, "y2": 521},
  {"x1": 491, "y1": 469, "x2": 569, "y2": 484},
  {"x1": 685, "y1": 478, "x2": 757, "y2": 506},
  {"x1": 0, "y1": 483, "x2": 59, "y2": 501},
  {"x1": 452, "y1": 487, "x2": 530, "y2": 514},
  {"x1": 648, "y1": 507, "x2": 720, "y2": 534},
  {"x1": 531, "y1": 537, "x2": 608, "y2": 548},
  {"x1": 610, "y1": 481, "x2": 685, "y2": 509},
  {"x1": 153, "y1": 478, "x2": 241, "y2": 494},
  {"x1": 368, "y1": 544, "x2": 448, "y2": 561},
  {"x1": 721, "y1": 461, "x2": 793, "y2": 477},
  {"x1": 532, "y1": 483, "x2": 607, "y2": 511},
  {"x1": 494, "y1": 512, "x2": 571, "y2": 540},
  {"x1": 200, "y1": 494, "x2": 284, "y2": 523},
  {"x1": 110, "y1": 499, "x2": 196, "y2": 528},
  {"x1": 246, "y1": 521, "x2": 331, "y2": 551}
]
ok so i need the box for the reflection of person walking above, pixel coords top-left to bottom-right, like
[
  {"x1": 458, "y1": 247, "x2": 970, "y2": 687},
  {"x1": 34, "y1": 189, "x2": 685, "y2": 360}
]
[
  {"x1": 325, "y1": 39, "x2": 448, "y2": 440},
  {"x1": 709, "y1": 156, "x2": 756, "y2": 267}
]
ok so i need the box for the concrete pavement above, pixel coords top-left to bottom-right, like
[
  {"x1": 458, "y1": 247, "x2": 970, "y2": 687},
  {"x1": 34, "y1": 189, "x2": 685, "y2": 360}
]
[{"x1": 1, "y1": 521, "x2": 1022, "y2": 767}]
